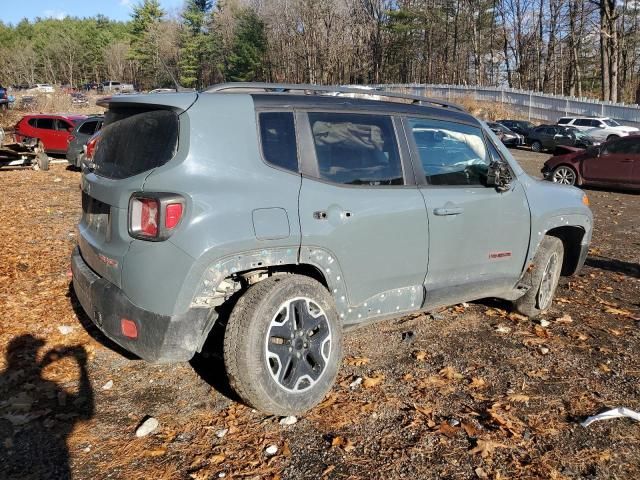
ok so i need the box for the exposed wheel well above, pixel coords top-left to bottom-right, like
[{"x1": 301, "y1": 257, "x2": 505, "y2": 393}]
[{"x1": 546, "y1": 226, "x2": 585, "y2": 275}]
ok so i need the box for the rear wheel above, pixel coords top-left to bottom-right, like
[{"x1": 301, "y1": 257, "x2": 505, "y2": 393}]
[
  {"x1": 514, "y1": 236, "x2": 564, "y2": 318},
  {"x1": 224, "y1": 275, "x2": 342, "y2": 415},
  {"x1": 551, "y1": 165, "x2": 577, "y2": 185},
  {"x1": 531, "y1": 140, "x2": 543, "y2": 153},
  {"x1": 606, "y1": 134, "x2": 619, "y2": 142}
]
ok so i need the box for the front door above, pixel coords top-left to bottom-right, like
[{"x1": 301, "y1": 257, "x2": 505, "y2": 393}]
[
  {"x1": 404, "y1": 116, "x2": 531, "y2": 307},
  {"x1": 298, "y1": 111, "x2": 429, "y2": 319},
  {"x1": 583, "y1": 138, "x2": 635, "y2": 185}
]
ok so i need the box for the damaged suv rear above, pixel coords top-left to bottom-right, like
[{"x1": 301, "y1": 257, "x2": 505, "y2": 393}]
[{"x1": 72, "y1": 84, "x2": 592, "y2": 415}]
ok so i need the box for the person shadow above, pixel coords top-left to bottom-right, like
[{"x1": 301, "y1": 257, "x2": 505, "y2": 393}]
[{"x1": 0, "y1": 334, "x2": 94, "y2": 480}]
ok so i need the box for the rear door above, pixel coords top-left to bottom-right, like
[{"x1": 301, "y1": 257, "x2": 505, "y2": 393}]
[
  {"x1": 53, "y1": 119, "x2": 73, "y2": 151},
  {"x1": 404, "y1": 116, "x2": 530, "y2": 307},
  {"x1": 582, "y1": 138, "x2": 636, "y2": 185},
  {"x1": 298, "y1": 110, "x2": 428, "y2": 319}
]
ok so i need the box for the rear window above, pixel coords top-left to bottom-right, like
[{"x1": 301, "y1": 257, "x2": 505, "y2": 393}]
[
  {"x1": 92, "y1": 110, "x2": 179, "y2": 179},
  {"x1": 557, "y1": 118, "x2": 571, "y2": 125}
]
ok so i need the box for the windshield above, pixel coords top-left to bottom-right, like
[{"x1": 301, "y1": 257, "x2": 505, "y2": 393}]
[{"x1": 603, "y1": 119, "x2": 620, "y2": 127}]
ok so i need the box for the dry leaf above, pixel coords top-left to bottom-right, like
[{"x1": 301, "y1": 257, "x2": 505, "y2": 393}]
[
  {"x1": 363, "y1": 374, "x2": 384, "y2": 388},
  {"x1": 598, "y1": 363, "x2": 611, "y2": 373},
  {"x1": 413, "y1": 350, "x2": 428, "y2": 361},
  {"x1": 555, "y1": 314, "x2": 573, "y2": 323},
  {"x1": 436, "y1": 421, "x2": 459, "y2": 438},
  {"x1": 508, "y1": 312, "x2": 528, "y2": 322},
  {"x1": 469, "y1": 377, "x2": 487, "y2": 389},
  {"x1": 210, "y1": 454, "x2": 226, "y2": 464},
  {"x1": 145, "y1": 448, "x2": 167, "y2": 457},
  {"x1": 469, "y1": 439, "x2": 506, "y2": 458},
  {"x1": 439, "y1": 366, "x2": 464, "y2": 380},
  {"x1": 462, "y1": 421, "x2": 480, "y2": 437},
  {"x1": 414, "y1": 404, "x2": 433, "y2": 417},
  {"x1": 507, "y1": 394, "x2": 530, "y2": 405},
  {"x1": 345, "y1": 356, "x2": 370, "y2": 366},
  {"x1": 475, "y1": 466, "x2": 489, "y2": 479}
]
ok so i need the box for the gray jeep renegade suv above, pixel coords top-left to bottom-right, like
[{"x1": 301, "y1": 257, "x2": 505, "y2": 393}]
[{"x1": 71, "y1": 83, "x2": 592, "y2": 415}]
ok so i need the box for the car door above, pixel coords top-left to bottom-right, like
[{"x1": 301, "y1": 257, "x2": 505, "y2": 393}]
[
  {"x1": 582, "y1": 138, "x2": 636, "y2": 185},
  {"x1": 403, "y1": 116, "x2": 531, "y2": 308},
  {"x1": 52, "y1": 119, "x2": 72, "y2": 151},
  {"x1": 542, "y1": 127, "x2": 557, "y2": 148},
  {"x1": 33, "y1": 117, "x2": 57, "y2": 150},
  {"x1": 298, "y1": 111, "x2": 429, "y2": 318}
]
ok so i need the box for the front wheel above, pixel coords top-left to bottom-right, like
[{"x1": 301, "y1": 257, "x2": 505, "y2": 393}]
[
  {"x1": 224, "y1": 274, "x2": 342, "y2": 415},
  {"x1": 606, "y1": 134, "x2": 619, "y2": 142},
  {"x1": 551, "y1": 165, "x2": 577, "y2": 185},
  {"x1": 531, "y1": 140, "x2": 543, "y2": 153},
  {"x1": 514, "y1": 236, "x2": 564, "y2": 318}
]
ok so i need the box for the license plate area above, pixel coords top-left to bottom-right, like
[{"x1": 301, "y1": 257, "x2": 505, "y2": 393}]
[{"x1": 82, "y1": 191, "x2": 111, "y2": 240}]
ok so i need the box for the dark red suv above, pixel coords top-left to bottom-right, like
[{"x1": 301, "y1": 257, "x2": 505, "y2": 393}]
[{"x1": 14, "y1": 114, "x2": 88, "y2": 154}]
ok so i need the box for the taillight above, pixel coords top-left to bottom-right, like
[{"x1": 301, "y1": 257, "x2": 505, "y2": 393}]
[
  {"x1": 129, "y1": 193, "x2": 185, "y2": 241},
  {"x1": 85, "y1": 134, "x2": 100, "y2": 161}
]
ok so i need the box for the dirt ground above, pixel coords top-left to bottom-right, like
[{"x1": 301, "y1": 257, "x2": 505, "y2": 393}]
[{"x1": 0, "y1": 148, "x2": 639, "y2": 480}]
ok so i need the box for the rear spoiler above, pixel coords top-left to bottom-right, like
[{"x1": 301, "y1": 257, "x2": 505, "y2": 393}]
[{"x1": 96, "y1": 92, "x2": 199, "y2": 113}]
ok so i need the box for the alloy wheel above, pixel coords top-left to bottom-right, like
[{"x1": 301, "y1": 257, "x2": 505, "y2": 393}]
[{"x1": 552, "y1": 166, "x2": 576, "y2": 185}]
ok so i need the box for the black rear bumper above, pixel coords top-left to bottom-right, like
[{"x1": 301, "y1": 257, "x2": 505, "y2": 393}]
[{"x1": 71, "y1": 247, "x2": 210, "y2": 363}]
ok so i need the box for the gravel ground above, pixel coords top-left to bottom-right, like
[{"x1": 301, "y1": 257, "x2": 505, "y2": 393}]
[{"x1": 0, "y1": 148, "x2": 638, "y2": 480}]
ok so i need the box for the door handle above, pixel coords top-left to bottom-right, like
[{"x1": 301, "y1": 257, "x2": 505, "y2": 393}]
[{"x1": 434, "y1": 206, "x2": 464, "y2": 216}]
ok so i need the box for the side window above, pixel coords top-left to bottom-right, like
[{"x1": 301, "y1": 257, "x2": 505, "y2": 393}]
[
  {"x1": 408, "y1": 117, "x2": 489, "y2": 186},
  {"x1": 590, "y1": 120, "x2": 602, "y2": 127},
  {"x1": 308, "y1": 112, "x2": 402, "y2": 186},
  {"x1": 603, "y1": 140, "x2": 633, "y2": 155},
  {"x1": 574, "y1": 119, "x2": 591, "y2": 127},
  {"x1": 56, "y1": 119, "x2": 71, "y2": 131},
  {"x1": 37, "y1": 118, "x2": 55, "y2": 130},
  {"x1": 79, "y1": 121, "x2": 97, "y2": 135},
  {"x1": 258, "y1": 112, "x2": 298, "y2": 173},
  {"x1": 28, "y1": 118, "x2": 37, "y2": 128},
  {"x1": 557, "y1": 118, "x2": 570, "y2": 125}
]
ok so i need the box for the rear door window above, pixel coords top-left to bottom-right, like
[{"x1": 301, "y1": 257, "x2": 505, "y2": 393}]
[
  {"x1": 37, "y1": 118, "x2": 54, "y2": 130},
  {"x1": 55, "y1": 119, "x2": 72, "y2": 131},
  {"x1": 574, "y1": 119, "x2": 591, "y2": 127},
  {"x1": 557, "y1": 118, "x2": 571, "y2": 125},
  {"x1": 307, "y1": 112, "x2": 403, "y2": 186},
  {"x1": 78, "y1": 121, "x2": 98, "y2": 135},
  {"x1": 92, "y1": 109, "x2": 179, "y2": 179},
  {"x1": 258, "y1": 112, "x2": 298, "y2": 173}
]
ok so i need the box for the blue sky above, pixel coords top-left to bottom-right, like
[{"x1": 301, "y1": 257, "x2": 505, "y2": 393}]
[{"x1": 3, "y1": 0, "x2": 186, "y2": 25}]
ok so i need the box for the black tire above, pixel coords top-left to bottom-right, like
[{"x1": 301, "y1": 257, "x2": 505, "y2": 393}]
[
  {"x1": 606, "y1": 134, "x2": 619, "y2": 142},
  {"x1": 514, "y1": 236, "x2": 564, "y2": 318},
  {"x1": 531, "y1": 140, "x2": 543, "y2": 153},
  {"x1": 36, "y1": 152, "x2": 49, "y2": 171},
  {"x1": 223, "y1": 274, "x2": 342, "y2": 415}
]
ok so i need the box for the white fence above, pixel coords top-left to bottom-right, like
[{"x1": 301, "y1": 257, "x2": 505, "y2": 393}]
[{"x1": 377, "y1": 84, "x2": 640, "y2": 128}]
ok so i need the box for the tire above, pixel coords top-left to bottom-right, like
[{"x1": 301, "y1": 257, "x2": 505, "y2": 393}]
[
  {"x1": 551, "y1": 165, "x2": 577, "y2": 185},
  {"x1": 223, "y1": 274, "x2": 343, "y2": 415},
  {"x1": 606, "y1": 134, "x2": 619, "y2": 142},
  {"x1": 36, "y1": 151, "x2": 49, "y2": 171},
  {"x1": 514, "y1": 236, "x2": 564, "y2": 318},
  {"x1": 531, "y1": 140, "x2": 543, "y2": 153}
]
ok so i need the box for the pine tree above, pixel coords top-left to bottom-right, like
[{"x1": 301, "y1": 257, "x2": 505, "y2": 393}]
[
  {"x1": 179, "y1": 0, "x2": 213, "y2": 88},
  {"x1": 226, "y1": 9, "x2": 267, "y2": 82}
]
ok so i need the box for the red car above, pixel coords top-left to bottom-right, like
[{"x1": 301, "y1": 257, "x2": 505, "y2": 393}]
[
  {"x1": 542, "y1": 135, "x2": 640, "y2": 190},
  {"x1": 14, "y1": 114, "x2": 88, "y2": 154}
]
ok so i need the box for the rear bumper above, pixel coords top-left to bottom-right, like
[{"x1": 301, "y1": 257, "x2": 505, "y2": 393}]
[{"x1": 71, "y1": 246, "x2": 211, "y2": 363}]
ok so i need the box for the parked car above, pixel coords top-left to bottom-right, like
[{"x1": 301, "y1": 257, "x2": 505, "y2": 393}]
[
  {"x1": 71, "y1": 83, "x2": 592, "y2": 416},
  {"x1": 14, "y1": 113, "x2": 88, "y2": 154},
  {"x1": 527, "y1": 125, "x2": 597, "y2": 152},
  {"x1": 70, "y1": 92, "x2": 89, "y2": 106},
  {"x1": 557, "y1": 116, "x2": 639, "y2": 142},
  {"x1": 486, "y1": 122, "x2": 523, "y2": 146},
  {"x1": 27, "y1": 83, "x2": 55, "y2": 94},
  {"x1": 66, "y1": 116, "x2": 103, "y2": 167},
  {"x1": 542, "y1": 135, "x2": 640, "y2": 189},
  {"x1": 497, "y1": 119, "x2": 535, "y2": 137},
  {"x1": 98, "y1": 81, "x2": 135, "y2": 94}
]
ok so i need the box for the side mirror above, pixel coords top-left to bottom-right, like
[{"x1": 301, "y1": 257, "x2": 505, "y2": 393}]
[{"x1": 486, "y1": 161, "x2": 512, "y2": 192}]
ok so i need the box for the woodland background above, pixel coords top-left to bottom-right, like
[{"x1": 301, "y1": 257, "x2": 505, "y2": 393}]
[{"x1": 1, "y1": 0, "x2": 639, "y2": 103}]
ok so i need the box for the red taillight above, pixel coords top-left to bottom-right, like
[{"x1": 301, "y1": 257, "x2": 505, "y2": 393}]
[
  {"x1": 165, "y1": 203, "x2": 183, "y2": 229},
  {"x1": 85, "y1": 135, "x2": 100, "y2": 160},
  {"x1": 129, "y1": 194, "x2": 184, "y2": 241},
  {"x1": 131, "y1": 197, "x2": 159, "y2": 238},
  {"x1": 121, "y1": 318, "x2": 138, "y2": 339}
]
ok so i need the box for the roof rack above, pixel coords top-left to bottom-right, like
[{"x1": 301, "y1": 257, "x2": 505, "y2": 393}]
[{"x1": 203, "y1": 82, "x2": 465, "y2": 112}]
